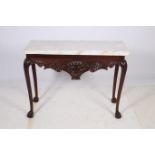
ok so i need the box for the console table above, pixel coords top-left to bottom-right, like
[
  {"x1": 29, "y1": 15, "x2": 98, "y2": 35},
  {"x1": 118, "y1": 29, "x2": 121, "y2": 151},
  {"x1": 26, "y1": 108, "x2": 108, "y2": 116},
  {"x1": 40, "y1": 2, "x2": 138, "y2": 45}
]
[{"x1": 24, "y1": 40, "x2": 129, "y2": 119}]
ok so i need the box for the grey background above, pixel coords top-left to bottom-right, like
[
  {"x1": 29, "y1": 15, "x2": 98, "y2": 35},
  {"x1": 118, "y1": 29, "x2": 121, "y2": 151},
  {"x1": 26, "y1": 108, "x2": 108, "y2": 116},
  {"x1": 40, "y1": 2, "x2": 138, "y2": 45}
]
[{"x1": 0, "y1": 26, "x2": 155, "y2": 85}]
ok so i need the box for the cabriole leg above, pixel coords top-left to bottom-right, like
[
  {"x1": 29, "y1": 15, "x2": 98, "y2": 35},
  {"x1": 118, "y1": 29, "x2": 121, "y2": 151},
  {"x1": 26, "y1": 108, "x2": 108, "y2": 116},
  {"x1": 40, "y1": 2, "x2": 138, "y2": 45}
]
[
  {"x1": 111, "y1": 64, "x2": 119, "y2": 103},
  {"x1": 115, "y1": 60, "x2": 127, "y2": 119},
  {"x1": 32, "y1": 64, "x2": 39, "y2": 102},
  {"x1": 24, "y1": 58, "x2": 34, "y2": 118}
]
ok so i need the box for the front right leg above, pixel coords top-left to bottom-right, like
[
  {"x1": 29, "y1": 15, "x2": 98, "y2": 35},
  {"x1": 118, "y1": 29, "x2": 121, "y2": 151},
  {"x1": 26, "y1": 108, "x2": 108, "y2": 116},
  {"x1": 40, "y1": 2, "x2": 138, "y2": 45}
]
[{"x1": 24, "y1": 58, "x2": 34, "y2": 118}]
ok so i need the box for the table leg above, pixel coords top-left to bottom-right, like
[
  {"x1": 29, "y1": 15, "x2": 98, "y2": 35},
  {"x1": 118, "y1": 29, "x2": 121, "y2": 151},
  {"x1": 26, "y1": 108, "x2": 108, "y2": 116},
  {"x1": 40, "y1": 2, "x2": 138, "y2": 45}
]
[
  {"x1": 32, "y1": 64, "x2": 39, "y2": 102},
  {"x1": 115, "y1": 60, "x2": 127, "y2": 119},
  {"x1": 111, "y1": 64, "x2": 119, "y2": 103},
  {"x1": 24, "y1": 58, "x2": 34, "y2": 118}
]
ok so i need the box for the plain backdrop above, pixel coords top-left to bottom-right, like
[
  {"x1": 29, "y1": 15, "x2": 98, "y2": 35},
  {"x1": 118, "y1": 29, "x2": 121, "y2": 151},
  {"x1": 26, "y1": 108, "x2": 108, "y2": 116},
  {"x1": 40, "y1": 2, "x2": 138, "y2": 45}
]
[
  {"x1": 0, "y1": 0, "x2": 155, "y2": 154},
  {"x1": 0, "y1": 26, "x2": 155, "y2": 85}
]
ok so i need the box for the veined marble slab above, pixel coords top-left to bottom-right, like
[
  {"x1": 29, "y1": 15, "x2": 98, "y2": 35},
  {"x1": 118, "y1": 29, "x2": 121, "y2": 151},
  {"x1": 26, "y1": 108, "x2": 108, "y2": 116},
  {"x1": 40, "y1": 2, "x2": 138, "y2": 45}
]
[{"x1": 25, "y1": 40, "x2": 129, "y2": 56}]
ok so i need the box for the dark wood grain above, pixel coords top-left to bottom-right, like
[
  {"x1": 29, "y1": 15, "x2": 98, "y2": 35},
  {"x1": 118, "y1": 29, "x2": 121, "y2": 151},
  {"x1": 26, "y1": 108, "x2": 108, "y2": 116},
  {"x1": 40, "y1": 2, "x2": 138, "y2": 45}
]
[
  {"x1": 32, "y1": 64, "x2": 39, "y2": 102},
  {"x1": 111, "y1": 65, "x2": 119, "y2": 103},
  {"x1": 24, "y1": 58, "x2": 34, "y2": 118}
]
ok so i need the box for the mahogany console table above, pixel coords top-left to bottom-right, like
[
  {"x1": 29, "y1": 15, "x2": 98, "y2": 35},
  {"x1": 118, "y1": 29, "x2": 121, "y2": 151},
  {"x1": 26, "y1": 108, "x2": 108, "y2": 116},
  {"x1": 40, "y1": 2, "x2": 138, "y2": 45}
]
[{"x1": 24, "y1": 40, "x2": 129, "y2": 119}]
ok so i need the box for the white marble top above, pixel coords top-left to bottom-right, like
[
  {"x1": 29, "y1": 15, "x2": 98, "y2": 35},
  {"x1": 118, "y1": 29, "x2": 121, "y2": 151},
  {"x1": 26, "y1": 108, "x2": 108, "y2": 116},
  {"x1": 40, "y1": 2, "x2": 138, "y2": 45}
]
[{"x1": 25, "y1": 40, "x2": 129, "y2": 56}]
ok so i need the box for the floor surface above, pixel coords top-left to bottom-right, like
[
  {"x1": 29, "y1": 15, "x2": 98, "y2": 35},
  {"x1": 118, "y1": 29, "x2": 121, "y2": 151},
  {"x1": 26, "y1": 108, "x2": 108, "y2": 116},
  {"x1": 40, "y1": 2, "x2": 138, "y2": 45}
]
[{"x1": 0, "y1": 76, "x2": 155, "y2": 129}]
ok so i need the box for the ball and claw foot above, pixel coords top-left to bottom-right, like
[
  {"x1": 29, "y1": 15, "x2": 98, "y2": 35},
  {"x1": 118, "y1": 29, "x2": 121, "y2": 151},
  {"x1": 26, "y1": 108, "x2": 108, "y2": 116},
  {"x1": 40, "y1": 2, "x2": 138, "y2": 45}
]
[
  {"x1": 115, "y1": 111, "x2": 122, "y2": 119},
  {"x1": 111, "y1": 97, "x2": 117, "y2": 103},
  {"x1": 27, "y1": 110, "x2": 34, "y2": 118},
  {"x1": 33, "y1": 97, "x2": 39, "y2": 102}
]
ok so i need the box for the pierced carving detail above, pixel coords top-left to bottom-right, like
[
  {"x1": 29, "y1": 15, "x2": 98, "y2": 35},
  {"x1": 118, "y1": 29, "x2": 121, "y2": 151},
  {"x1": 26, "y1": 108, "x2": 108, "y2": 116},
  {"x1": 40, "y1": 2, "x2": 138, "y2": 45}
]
[{"x1": 27, "y1": 58, "x2": 125, "y2": 80}]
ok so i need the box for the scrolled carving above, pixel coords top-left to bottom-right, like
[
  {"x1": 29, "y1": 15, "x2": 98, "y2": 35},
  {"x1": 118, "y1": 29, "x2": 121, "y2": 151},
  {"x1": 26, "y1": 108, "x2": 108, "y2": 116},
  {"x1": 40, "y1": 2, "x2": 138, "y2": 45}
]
[
  {"x1": 24, "y1": 58, "x2": 32, "y2": 69},
  {"x1": 29, "y1": 57, "x2": 126, "y2": 80},
  {"x1": 120, "y1": 59, "x2": 127, "y2": 69},
  {"x1": 108, "y1": 60, "x2": 127, "y2": 68},
  {"x1": 32, "y1": 59, "x2": 44, "y2": 68},
  {"x1": 90, "y1": 62, "x2": 108, "y2": 72},
  {"x1": 48, "y1": 61, "x2": 63, "y2": 72}
]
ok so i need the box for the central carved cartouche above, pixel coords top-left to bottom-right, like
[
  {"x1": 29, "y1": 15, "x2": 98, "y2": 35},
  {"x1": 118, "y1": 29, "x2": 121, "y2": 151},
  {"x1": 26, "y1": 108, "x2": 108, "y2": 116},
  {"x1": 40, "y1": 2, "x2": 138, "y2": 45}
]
[{"x1": 64, "y1": 61, "x2": 89, "y2": 80}]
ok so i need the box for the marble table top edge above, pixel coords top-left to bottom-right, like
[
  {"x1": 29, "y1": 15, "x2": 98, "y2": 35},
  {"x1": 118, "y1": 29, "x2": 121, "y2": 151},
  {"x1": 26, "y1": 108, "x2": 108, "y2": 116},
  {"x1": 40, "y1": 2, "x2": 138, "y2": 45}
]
[{"x1": 25, "y1": 40, "x2": 129, "y2": 56}]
